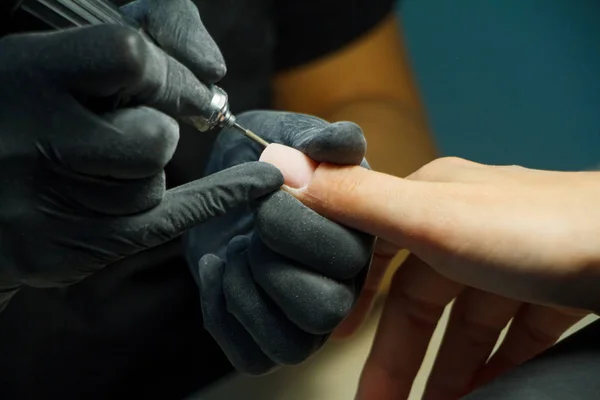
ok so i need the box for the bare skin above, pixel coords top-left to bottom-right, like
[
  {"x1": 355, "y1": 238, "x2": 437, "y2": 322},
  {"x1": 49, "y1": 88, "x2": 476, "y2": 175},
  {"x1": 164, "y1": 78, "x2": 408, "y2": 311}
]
[{"x1": 260, "y1": 144, "x2": 600, "y2": 400}]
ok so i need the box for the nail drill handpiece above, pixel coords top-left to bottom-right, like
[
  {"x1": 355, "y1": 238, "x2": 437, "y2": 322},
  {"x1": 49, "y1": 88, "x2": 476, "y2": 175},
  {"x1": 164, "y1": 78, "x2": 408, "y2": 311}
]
[{"x1": 7, "y1": 0, "x2": 268, "y2": 146}]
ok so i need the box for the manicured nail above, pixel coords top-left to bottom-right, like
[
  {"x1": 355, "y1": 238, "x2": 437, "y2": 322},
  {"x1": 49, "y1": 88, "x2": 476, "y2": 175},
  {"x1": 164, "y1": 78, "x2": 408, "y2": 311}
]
[{"x1": 259, "y1": 143, "x2": 317, "y2": 189}]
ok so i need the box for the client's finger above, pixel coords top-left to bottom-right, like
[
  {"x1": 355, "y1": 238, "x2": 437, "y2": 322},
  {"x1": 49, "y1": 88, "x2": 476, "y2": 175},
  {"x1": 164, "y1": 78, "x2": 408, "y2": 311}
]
[
  {"x1": 472, "y1": 305, "x2": 587, "y2": 389},
  {"x1": 356, "y1": 255, "x2": 463, "y2": 400},
  {"x1": 259, "y1": 143, "x2": 475, "y2": 254},
  {"x1": 423, "y1": 290, "x2": 521, "y2": 399},
  {"x1": 333, "y1": 239, "x2": 399, "y2": 339},
  {"x1": 407, "y1": 157, "x2": 571, "y2": 184}
]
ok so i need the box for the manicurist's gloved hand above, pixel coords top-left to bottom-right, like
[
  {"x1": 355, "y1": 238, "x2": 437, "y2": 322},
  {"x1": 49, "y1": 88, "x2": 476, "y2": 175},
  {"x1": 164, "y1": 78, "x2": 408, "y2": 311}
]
[
  {"x1": 0, "y1": 25, "x2": 283, "y2": 311},
  {"x1": 184, "y1": 111, "x2": 375, "y2": 374},
  {"x1": 120, "y1": 0, "x2": 226, "y2": 84}
]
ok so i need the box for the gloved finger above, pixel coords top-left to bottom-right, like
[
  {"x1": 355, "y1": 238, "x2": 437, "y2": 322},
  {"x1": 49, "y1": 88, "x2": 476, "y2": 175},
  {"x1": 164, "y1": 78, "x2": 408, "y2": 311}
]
[
  {"x1": 254, "y1": 190, "x2": 374, "y2": 280},
  {"x1": 13, "y1": 25, "x2": 212, "y2": 116},
  {"x1": 197, "y1": 253, "x2": 276, "y2": 374},
  {"x1": 117, "y1": 162, "x2": 283, "y2": 252},
  {"x1": 121, "y1": 0, "x2": 226, "y2": 83},
  {"x1": 333, "y1": 239, "x2": 400, "y2": 339},
  {"x1": 184, "y1": 207, "x2": 254, "y2": 285},
  {"x1": 236, "y1": 111, "x2": 367, "y2": 165},
  {"x1": 290, "y1": 120, "x2": 366, "y2": 165},
  {"x1": 248, "y1": 235, "x2": 356, "y2": 334},
  {"x1": 38, "y1": 161, "x2": 166, "y2": 216},
  {"x1": 223, "y1": 236, "x2": 325, "y2": 365},
  {"x1": 52, "y1": 106, "x2": 178, "y2": 180},
  {"x1": 40, "y1": 106, "x2": 177, "y2": 215}
]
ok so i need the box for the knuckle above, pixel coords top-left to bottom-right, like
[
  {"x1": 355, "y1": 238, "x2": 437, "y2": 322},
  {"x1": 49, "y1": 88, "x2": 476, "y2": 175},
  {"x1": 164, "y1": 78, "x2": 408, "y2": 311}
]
[
  {"x1": 394, "y1": 284, "x2": 446, "y2": 329},
  {"x1": 101, "y1": 174, "x2": 165, "y2": 214},
  {"x1": 521, "y1": 322, "x2": 558, "y2": 346},
  {"x1": 412, "y1": 156, "x2": 466, "y2": 180},
  {"x1": 497, "y1": 164, "x2": 526, "y2": 171},
  {"x1": 439, "y1": 156, "x2": 470, "y2": 164},
  {"x1": 109, "y1": 26, "x2": 149, "y2": 80},
  {"x1": 136, "y1": 112, "x2": 179, "y2": 172},
  {"x1": 323, "y1": 165, "x2": 363, "y2": 197},
  {"x1": 459, "y1": 316, "x2": 504, "y2": 348}
]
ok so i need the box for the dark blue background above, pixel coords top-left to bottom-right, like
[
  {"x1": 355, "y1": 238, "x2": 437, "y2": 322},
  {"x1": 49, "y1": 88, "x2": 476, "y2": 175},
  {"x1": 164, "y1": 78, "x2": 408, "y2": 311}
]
[{"x1": 399, "y1": 0, "x2": 600, "y2": 170}]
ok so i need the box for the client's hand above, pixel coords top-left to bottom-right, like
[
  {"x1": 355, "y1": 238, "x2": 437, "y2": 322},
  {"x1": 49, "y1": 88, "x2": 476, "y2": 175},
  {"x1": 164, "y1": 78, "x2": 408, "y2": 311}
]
[{"x1": 261, "y1": 147, "x2": 598, "y2": 399}]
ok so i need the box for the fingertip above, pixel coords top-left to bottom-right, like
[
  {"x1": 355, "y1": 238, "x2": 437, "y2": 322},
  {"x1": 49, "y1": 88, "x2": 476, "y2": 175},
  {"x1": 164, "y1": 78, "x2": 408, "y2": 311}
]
[
  {"x1": 260, "y1": 144, "x2": 317, "y2": 189},
  {"x1": 227, "y1": 235, "x2": 251, "y2": 256},
  {"x1": 332, "y1": 293, "x2": 375, "y2": 339},
  {"x1": 326, "y1": 121, "x2": 365, "y2": 145},
  {"x1": 92, "y1": 107, "x2": 179, "y2": 179},
  {"x1": 202, "y1": 60, "x2": 227, "y2": 84},
  {"x1": 197, "y1": 254, "x2": 224, "y2": 289},
  {"x1": 253, "y1": 160, "x2": 285, "y2": 181},
  {"x1": 244, "y1": 161, "x2": 285, "y2": 195},
  {"x1": 213, "y1": 162, "x2": 284, "y2": 202},
  {"x1": 313, "y1": 121, "x2": 366, "y2": 165},
  {"x1": 188, "y1": 57, "x2": 226, "y2": 84}
]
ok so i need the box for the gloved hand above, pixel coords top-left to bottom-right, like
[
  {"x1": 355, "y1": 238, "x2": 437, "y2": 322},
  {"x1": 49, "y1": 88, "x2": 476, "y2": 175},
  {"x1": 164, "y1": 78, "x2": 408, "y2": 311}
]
[
  {"x1": 184, "y1": 111, "x2": 375, "y2": 374},
  {"x1": 0, "y1": 24, "x2": 283, "y2": 310},
  {"x1": 120, "y1": 0, "x2": 226, "y2": 84}
]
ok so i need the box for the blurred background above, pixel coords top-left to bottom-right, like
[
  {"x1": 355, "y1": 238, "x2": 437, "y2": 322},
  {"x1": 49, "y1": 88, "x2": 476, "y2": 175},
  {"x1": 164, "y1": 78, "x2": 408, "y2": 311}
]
[
  {"x1": 402, "y1": 0, "x2": 600, "y2": 171},
  {"x1": 196, "y1": 1, "x2": 600, "y2": 398}
]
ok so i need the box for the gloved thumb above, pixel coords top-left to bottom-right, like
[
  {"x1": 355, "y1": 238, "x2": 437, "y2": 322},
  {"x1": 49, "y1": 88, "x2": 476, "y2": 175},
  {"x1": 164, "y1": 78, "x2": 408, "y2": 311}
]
[{"x1": 122, "y1": 161, "x2": 283, "y2": 250}]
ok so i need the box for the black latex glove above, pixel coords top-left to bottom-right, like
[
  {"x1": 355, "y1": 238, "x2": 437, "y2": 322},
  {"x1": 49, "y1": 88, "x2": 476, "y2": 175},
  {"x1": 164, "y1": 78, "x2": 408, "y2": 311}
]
[
  {"x1": 0, "y1": 25, "x2": 283, "y2": 311},
  {"x1": 184, "y1": 111, "x2": 375, "y2": 374},
  {"x1": 120, "y1": 0, "x2": 226, "y2": 84}
]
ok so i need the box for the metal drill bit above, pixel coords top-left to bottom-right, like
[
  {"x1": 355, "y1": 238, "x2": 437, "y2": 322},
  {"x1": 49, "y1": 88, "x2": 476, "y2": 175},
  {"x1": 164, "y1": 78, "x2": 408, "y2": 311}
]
[{"x1": 232, "y1": 123, "x2": 269, "y2": 148}]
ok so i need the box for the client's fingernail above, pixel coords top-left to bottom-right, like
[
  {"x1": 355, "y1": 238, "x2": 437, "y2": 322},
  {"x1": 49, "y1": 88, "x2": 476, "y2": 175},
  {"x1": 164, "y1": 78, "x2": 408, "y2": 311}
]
[{"x1": 259, "y1": 143, "x2": 317, "y2": 189}]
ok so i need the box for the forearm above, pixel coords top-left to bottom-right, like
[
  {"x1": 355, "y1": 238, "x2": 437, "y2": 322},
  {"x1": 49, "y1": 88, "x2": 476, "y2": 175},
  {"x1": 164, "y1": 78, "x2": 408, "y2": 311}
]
[{"x1": 324, "y1": 99, "x2": 437, "y2": 177}]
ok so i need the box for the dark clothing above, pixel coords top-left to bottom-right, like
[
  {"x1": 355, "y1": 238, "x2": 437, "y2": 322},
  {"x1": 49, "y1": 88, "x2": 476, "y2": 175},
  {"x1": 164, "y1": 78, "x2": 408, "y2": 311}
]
[
  {"x1": 0, "y1": 1, "x2": 394, "y2": 399},
  {"x1": 465, "y1": 319, "x2": 600, "y2": 400}
]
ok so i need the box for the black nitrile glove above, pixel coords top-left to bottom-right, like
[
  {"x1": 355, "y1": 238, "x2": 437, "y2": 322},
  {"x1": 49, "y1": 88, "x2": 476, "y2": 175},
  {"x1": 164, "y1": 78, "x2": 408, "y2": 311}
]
[
  {"x1": 0, "y1": 25, "x2": 283, "y2": 311},
  {"x1": 184, "y1": 111, "x2": 375, "y2": 374},
  {"x1": 120, "y1": 0, "x2": 226, "y2": 84}
]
